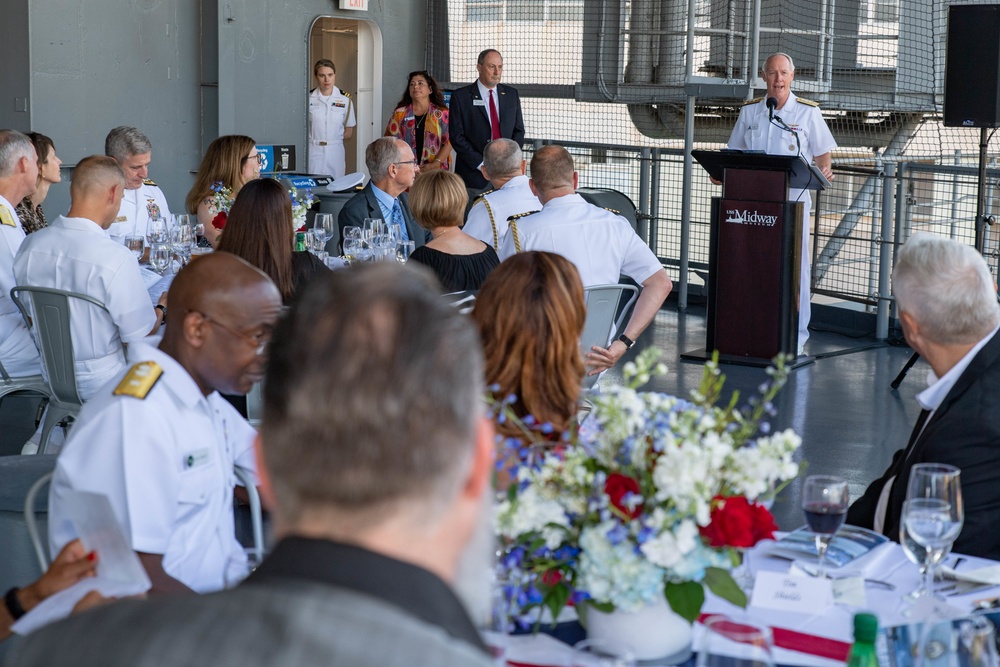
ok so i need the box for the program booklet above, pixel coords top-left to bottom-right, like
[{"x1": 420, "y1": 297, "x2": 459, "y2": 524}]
[{"x1": 764, "y1": 525, "x2": 891, "y2": 568}]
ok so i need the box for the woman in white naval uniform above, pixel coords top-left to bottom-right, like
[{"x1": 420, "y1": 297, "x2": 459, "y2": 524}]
[
  {"x1": 727, "y1": 52, "x2": 837, "y2": 354},
  {"x1": 308, "y1": 59, "x2": 356, "y2": 179}
]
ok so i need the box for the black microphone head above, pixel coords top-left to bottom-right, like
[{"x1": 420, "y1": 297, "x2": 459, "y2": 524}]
[{"x1": 766, "y1": 97, "x2": 777, "y2": 110}]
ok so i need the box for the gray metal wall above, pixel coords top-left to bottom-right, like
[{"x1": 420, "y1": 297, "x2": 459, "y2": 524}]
[{"x1": 15, "y1": 0, "x2": 426, "y2": 219}]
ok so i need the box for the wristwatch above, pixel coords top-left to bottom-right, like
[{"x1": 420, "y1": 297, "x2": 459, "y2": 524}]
[
  {"x1": 155, "y1": 304, "x2": 167, "y2": 325},
  {"x1": 4, "y1": 587, "x2": 25, "y2": 620},
  {"x1": 617, "y1": 334, "x2": 635, "y2": 349}
]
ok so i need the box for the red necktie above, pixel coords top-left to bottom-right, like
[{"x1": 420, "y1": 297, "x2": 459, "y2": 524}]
[{"x1": 489, "y1": 89, "x2": 501, "y2": 140}]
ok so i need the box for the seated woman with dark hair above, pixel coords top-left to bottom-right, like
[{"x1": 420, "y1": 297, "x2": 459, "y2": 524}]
[
  {"x1": 472, "y1": 251, "x2": 586, "y2": 445},
  {"x1": 408, "y1": 170, "x2": 499, "y2": 292},
  {"x1": 215, "y1": 178, "x2": 327, "y2": 304}
]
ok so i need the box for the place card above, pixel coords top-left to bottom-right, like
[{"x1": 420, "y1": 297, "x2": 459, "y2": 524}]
[{"x1": 750, "y1": 570, "x2": 833, "y2": 613}]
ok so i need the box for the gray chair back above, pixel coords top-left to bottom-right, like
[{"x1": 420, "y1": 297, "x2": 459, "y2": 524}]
[{"x1": 580, "y1": 284, "x2": 640, "y2": 390}]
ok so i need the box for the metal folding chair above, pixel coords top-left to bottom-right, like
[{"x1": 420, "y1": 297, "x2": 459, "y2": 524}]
[
  {"x1": 0, "y1": 359, "x2": 51, "y2": 408},
  {"x1": 10, "y1": 286, "x2": 124, "y2": 454},
  {"x1": 234, "y1": 465, "x2": 265, "y2": 559},
  {"x1": 24, "y1": 471, "x2": 53, "y2": 570},
  {"x1": 0, "y1": 455, "x2": 57, "y2": 596},
  {"x1": 580, "y1": 284, "x2": 640, "y2": 391}
]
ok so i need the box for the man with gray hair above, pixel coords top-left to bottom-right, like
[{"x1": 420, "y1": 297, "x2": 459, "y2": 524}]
[
  {"x1": 0, "y1": 129, "x2": 42, "y2": 378},
  {"x1": 12, "y1": 263, "x2": 496, "y2": 666},
  {"x1": 105, "y1": 126, "x2": 172, "y2": 242},
  {"x1": 463, "y1": 138, "x2": 540, "y2": 251},
  {"x1": 337, "y1": 137, "x2": 429, "y2": 251},
  {"x1": 847, "y1": 233, "x2": 1000, "y2": 559}
]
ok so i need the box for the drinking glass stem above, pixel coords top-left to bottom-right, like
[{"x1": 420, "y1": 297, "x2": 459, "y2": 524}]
[{"x1": 815, "y1": 535, "x2": 829, "y2": 579}]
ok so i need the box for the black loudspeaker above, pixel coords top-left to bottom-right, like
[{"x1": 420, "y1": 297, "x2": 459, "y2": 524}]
[{"x1": 945, "y1": 5, "x2": 1000, "y2": 128}]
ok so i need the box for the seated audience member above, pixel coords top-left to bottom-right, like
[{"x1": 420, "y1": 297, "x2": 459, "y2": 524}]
[
  {"x1": 216, "y1": 178, "x2": 328, "y2": 304},
  {"x1": 186, "y1": 135, "x2": 261, "y2": 247},
  {"x1": 473, "y1": 251, "x2": 585, "y2": 443},
  {"x1": 15, "y1": 132, "x2": 62, "y2": 235},
  {"x1": 13, "y1": 156, "x2": 165, "y2": 401},
  {"x1": 14, "y1": 263, "x2": 496, "y2": 666},
  {"x1": 384, "y1": 70, "x2": 451, "y2": 171},
  {"x1": 105, "y1": 126, "x2": 171, "y2": 242},
  {"x1": 463, "y1": 138, "x2": 539, "y2": 250},
  {"x1": 47, "y1": 253, "x2": 282, "y2": 595},
  {"x1": 337, "y1": 137, "x2": 430, "y2": 250},
  {"x1": 498, "y1": 145, "x2": 672, "y2": 376},
  {"x1": 0, "y1": 130, "x2": 42, "y2": 379},
  {"x1": 1, "y1": 540, "x2": 98, "y2": 643},
  {"x1": 408, "y1": 170, "x2": 499, "y2": 292},
  {"x1": 847, "y1": 233, "x2": 1000, "y2": 559}
]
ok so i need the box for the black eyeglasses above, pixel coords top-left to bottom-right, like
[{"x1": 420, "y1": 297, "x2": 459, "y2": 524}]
[
  {"x1": 198, "y1": 312, "x2": 270, "y2": 356},
  {"x1": 242, "y1": 153, "x2": 264, "y2": 165}
]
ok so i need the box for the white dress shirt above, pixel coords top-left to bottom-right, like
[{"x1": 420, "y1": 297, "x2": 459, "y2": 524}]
[{"x1": 0, "y1": 193, "x2": 41, "y2": 376}]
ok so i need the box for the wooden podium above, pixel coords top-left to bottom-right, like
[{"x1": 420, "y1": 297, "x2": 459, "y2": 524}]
[{"x1": 682, "y1": 150, "x2": 829, "y2": 367}]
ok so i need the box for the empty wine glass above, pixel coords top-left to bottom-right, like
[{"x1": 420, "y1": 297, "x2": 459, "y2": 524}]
[
  {"x1": 801, "y1": 475, "x2": 849, "y2": 578},
  {"x1": 123, "y1": 234, "x2": 145, "y2": 261},
  {"x1": 146, "y1": 217, "x2": 167, "y2": 245},
  {"x1": 170, "y1": 225, "x2": 194, "y2": 265},
  {"x1": 342, "y1": 226, "x2": 364, "y2": 263},
  {"x1": 363, "y1": 217, "x2": 385, "y2": 239},
  {"x1": 696, "y1": 616, "x2": 774, "y2": 667},
  {"x1": 304, "y1": 230, "x2": 317, "y2": 254},
  {"x1": 313, "y1": 213, "x2": 333, "y2": 250},
  {"x1": 149, "y1": 243, "x2": 171, "y2": 274},
  {"x1": 396, "y1": 240, "x2": 415, "y2": 264}
]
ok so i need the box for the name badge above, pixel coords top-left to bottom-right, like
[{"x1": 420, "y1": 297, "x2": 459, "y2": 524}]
[
  {"x1": 115, "y1": 215, "x2": 128, "y2": 223},
  {"x1": 404, "y1": 116, "x2": 415, "y2": 122},
  {"x1": 748, "y1": 124, "x2": 758, "y2": 131},
  {"x1": 750, "y1": 570, "x2": 833, "y2": 613},
  {"x1": 183, "y1": 448, "x2": 211, "y2": 470},
  {"x1": 473, "y1": 99, "x2": 486, "y2": 107}
]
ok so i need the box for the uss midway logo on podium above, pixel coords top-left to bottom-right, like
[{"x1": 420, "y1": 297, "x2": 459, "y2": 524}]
[{"x1": 725, "y1": 208, "x2": 778, "y2": 227}]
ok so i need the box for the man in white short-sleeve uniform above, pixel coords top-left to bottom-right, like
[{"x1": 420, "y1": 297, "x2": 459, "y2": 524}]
[
  {"x1": 105, "y1": 126, "x2": 172, "y2": 243},
  {"x1": 13, "y1": 156, "x2": 164, "y2": 401},
  {"x1": 463, "y1": 139, "x2": 540, "y2": 251},
  {"x1": 49, "y1": 253, "x2": 283, "y2": 594},
  {"x1": 0, "y1": 130, "x2": 42, "y2": 378},
  {"x1": 726, "y1": 52, "x2": 837, "y2": 353},
  {"x1": 308, "y1": 59, "x2": 356, "y2": 179},
  {"x1": 498, "y1": 145, "x2": 673, "y2": 376}
]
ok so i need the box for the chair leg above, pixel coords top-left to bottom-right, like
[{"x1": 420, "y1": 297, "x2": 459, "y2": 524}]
[{"x1": 38, "y1": 408, "x2": 63, "y2": 455}]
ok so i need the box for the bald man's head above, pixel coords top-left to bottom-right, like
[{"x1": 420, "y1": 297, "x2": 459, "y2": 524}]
[
  {"x1": 529, "y1": 146, "x2": 576, "y2": 193},
  {"x1": 162, "y1": 252, "x2": 284, "y2": 396}
]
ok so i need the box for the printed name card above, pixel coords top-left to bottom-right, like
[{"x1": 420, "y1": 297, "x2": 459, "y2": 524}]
[{"x1": 750, "y1": 570, "x2": 833, "y2": 613}]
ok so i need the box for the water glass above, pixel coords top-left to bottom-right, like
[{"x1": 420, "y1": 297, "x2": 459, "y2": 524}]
[
  {"x1": 174, "y1": 213, "x2": 193, "y2": 229},
  {"x1": 123, "y1": 234, "x2": 145, "y2": 261},
  {"x1": 572, "y1": 639, "x2": 637, "y2": 667},
  {"x1": 170, "y1": 225, "x2": 194, "y2": 265},
  {"x1": 801, "y1": 475, "x2": 849, "y2": 578},
  {"x1": 371, "y1": 233, "x2": 394, "y2": 261},
  {"x1": 313, "y1": 213, "x2": 333, "y2": 247},
  {"x1": 149, "y1": 243, "x2": 171, "y2": 274},
  {"x1": 396, "y1": 240, "x2": 415, "y2": 264},
  {"x1": 363, "y1": 217, "x2": 385, "y2": 239},
  {"x1": 146, "y1": 217, "x2": 167, "y2": 244},
  {"x1": 304, "y1": 230, "x2": 317, "y2": 254},
  {"x1": 388, "y1": 222, "x2": 403, "y2": 244},
  {"x1": 696, "y1": 616, "x2": 774, "y2": 667},
  {"x1": 905, "y1": 463, "x2": 963, "y2": 601}
]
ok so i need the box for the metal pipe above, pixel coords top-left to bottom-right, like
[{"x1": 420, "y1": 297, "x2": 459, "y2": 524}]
[
  {"x1": 639, "y1": 146, "x2": 651, "y2": 241},
  {"x1": 749, "y1": 0, "x2": 763, "y2": 96},
  {"x1": 867, "y1": 152, "x2": 883, "y2": 314},
  {"x1": 650, "y1": 147, "x2": 661, "y2": 247},
  {"x1": 876, "y1": 162, "x2": 896, "y2": 339},
  {"x1": 677, "y1": 0, "x2": 697, "y2": 311},
  {"x1": 891, "y1": 162, "x2": 907, "y2": 321}
]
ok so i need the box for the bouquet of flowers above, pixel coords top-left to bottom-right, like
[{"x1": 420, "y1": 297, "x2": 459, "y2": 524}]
[
  {"x1": 494, "y1": 349, "x2": 801, "y2": 624},
  {"x1": 208, "y1": 181, "x2": 234, "y2": 231},
  {"x1": 289, "y1": 184, "x2": 315, "y2": 232}
]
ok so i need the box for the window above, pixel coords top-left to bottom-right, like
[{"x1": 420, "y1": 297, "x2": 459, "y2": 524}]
[
  {"x1": 467, "y1": 0, "x2": 502, "y2": 21},
  {"x1": 466, "y1": 0, "x2": 584, "y2": 23},
  {"x1": 872, "y1": 0, "x2": 898, "y2": 23}
]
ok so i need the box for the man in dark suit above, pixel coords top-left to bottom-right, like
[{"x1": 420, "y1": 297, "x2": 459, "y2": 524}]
[
  {"x1": 337, "y1": 137, "x2": 430, "y2": 252},
  {"x1": 847, "y1": 233, "x2": 1000, "y2": 559},
  {"x1": 10, "y1": 264, "x2": 497, "y2": 666},
  {"x1": 449, "y1": 49, "x2": 526, "y2": 190}
]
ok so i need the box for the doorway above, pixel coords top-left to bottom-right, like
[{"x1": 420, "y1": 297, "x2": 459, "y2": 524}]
[{"x1": 308, "y1": 17, "x2": 382, "y2": 177}]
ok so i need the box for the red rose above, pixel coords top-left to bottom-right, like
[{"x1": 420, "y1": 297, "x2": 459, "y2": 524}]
[
  {"x1": 700, "y1": 496, "x2": 777, "y2": 548},
  {"x1": 212, "y1": 211, "x2": 227, "y2": 230},
  {"x1": 604, "y1": 473, "x2": 643, "y2": 519}
]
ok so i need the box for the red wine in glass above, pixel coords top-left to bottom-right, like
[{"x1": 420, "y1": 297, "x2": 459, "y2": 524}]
[
  {"x1": 803, "y1": 502, "x2": 847, "y2": 534},
  {"x1": 801, "y1": 476, "x2": 849, "y2": 578}
]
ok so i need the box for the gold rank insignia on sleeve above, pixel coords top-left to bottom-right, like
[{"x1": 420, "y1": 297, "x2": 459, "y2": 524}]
[
  {"x1": 743, "y1": 97, "x2": 763, "y2": 106},
  {"x1": 796, "y1": 98, "x2": 820, "y2": 107},
  {"x1": 113, "y1": 361, "x2": 163, "y2": 399},
  {"x1": 142, "y1": 178, "x2": 157, "y2": 186},
  {"x1": 0, "y1": 206, "x2": 15, "y2": 228},
  {"x1": 603, "y1": 207, "x2": 621, "y2": 214}
]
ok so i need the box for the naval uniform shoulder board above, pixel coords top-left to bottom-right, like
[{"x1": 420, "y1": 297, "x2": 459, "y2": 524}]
[
  {"x1": 603, "y1": 207, "x2": 621, "y2": 215},
  {"x1": 796, "y1": 97, "x2": 820, "y2": 107},
  {"x1": 344, "y1": 92, "x2": 352, "y2": 98},
  {"x1": 506, "y1": 211, "x2": 539, "y2": 254},
  {"x1": 472, "y1": 188, "x2": 495, "y2": 205},
  {"x1": 113, "y1": 361, "x2": 163, "y2": 399},
  {"x1": 507, "y1": 210, "x2": 539, "y2": 223},
  {"x1": 142, "y1": 178, "x2": 158, "y2": 186},
  {"x1": 743, "y1": 97, "x2": 763, "y2": 106}
]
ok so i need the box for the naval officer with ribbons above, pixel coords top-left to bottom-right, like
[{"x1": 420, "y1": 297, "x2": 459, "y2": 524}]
[{"x1": 308, "y1": 59, "x2": 356, "y2": 179}]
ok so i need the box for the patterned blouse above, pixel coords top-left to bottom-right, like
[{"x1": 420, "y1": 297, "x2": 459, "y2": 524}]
[
  {"x1": 15, "y1": 197, "x2": 47, "y2": 235},
  {"x1": 384, "y1": 103, "x2": 450, "y2": 169}
]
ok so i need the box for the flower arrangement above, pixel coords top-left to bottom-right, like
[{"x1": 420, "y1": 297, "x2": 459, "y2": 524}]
[
  {"x1": 494, "y1": 349, "x2": 801, "y2": 624},
  {"x1": 289, "y1": 184, "x2": 316, "y2": 232},
  {"x1": 208, "y1": 181, "x2": 234, "y2": 231}
]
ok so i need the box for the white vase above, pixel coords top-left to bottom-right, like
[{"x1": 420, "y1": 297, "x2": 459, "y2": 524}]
[{"x1": 584, "y1": 595, "x2": 693, "y2": 662}]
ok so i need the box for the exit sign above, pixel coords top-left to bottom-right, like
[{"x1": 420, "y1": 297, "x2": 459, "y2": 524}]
[{"x1": 339, "y1": 0, "x2": 368, "y2": 9}]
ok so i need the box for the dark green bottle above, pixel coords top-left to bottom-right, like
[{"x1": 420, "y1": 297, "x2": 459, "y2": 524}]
[
  {"x1": 846, "y1": 613, "x2": 879, "y2": 667},
  {"x1": 294, "y1": 231, "x2": 306, "y2": 252}
]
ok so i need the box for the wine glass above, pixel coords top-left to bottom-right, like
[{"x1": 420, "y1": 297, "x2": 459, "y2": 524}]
[
  {"x1": 801, "y1": 475, "x2": 849, "y2": 578},
  {"x1": 342, "y1": 226, "x2": 364, "y2": 263},
  {"x1": 123, "y1": 234, "x2": 145, "y2": 261},
  {"x1": 146, "y1": 217, "x2": 167, "y2": 245},
  {"x1": 904, "y1": 463, "x2": 963, "y2": 601},
  {"x1": 170, "y1": 225, "x2": 194, "y2": 265},
  {"x1": 149, "y1": 243, "x2": 171, "y2": 274},
  {"x1": 363, "y1": 217, "x2": 385, "y2": 240},
  {"x1": 304, "y1": 230, "x2": 317, "y2": 254},
  {"x1": 313, "y1": 213, "x2": 333, "y2": 251},
  {"x1": 396, "y1": 240, "x2": 415, "y2": 264},
  {"x1": 174, "y1": 213, "x2": 193, "y2": 229},
  {"x1": 696, "y1": 616, "x2": 774, "y2": 667}
]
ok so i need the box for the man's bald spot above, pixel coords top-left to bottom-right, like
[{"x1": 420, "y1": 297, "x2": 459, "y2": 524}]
[
  {"x1": 70, "y1": 156, "x2": 125, "y2": 198},
  {"x1": 168, "y1": 252, "x2": 280, "y2": 323},
  {"x1": 529, "y1": 145, "x2": 575, "y2": 192}
]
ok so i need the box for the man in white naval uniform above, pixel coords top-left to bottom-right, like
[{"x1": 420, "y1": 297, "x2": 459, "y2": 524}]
[
  {"x1": 49, "y1": 253, "x2": 282, "y2": 595},
  {"x1": 0, "y1": 130, "x2": 42, "y2": 377},
  {"x1": 308, "y1": 59, "x2": 356, "y2": 179},
  {"x1": 463, "y1": 138, "x2": 540, "y2": 251},
  {"x1": 105, "y1": 126, "x2": 172, "y2": 243},
  {"x1": 13, "y1": 156, "x2": 164, "y2": 401},
  {"x1": 498, "y1": 145, "x2": 673, "y2": 376},
  {"x1": 726, "y1": 52, "x2": 837, "y2": 354}
]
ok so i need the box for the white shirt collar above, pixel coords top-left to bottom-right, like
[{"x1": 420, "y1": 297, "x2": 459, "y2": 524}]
[
  {"x1": 477, "y1": 80, "x2": 498, "y2": 101},
  {"x1": 501, "y1": 174, "x2": 529, "y2": 190},
  {"x1": 917, "y1": 323, "x2": 1000, "y2": 411}
]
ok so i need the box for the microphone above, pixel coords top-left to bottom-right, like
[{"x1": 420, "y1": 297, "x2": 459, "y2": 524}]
[{"x1": 766, "y1": 97, "x2": 777, "y2": 120}]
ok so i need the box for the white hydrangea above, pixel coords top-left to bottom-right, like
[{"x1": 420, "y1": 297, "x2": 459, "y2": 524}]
[
  {"x1": 640, "y1": 519, "x2": 700, "y2": 569},
  {"x1": 497, "y1": 486, "x2": 569, "y2": 549},
  {"x1": 577, "y1": 523, "x2": 665, "y2": 612},
  {"x1": 727, "y1": 428, "x2": 801, "y2": 500}
]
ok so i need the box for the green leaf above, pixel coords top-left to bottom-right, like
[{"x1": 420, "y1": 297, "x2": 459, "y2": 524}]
[
  {"x1": 703, "y1": 567, "x2": 748, "y2": 608},
  {"x1": 542, "y1": 583, "x2": 571, "y2": 624},
  {"x1": 586, "y1": 599, "x2": 616, "y2": 614},
  {"x1": 664, "y1": 581, "x2": 705, "y2": 623}
]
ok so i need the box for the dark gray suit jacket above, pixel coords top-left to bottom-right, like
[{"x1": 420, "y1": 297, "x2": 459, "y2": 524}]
[{"x1": 336, "y1": 182, "x2": 429, "y2": 253}]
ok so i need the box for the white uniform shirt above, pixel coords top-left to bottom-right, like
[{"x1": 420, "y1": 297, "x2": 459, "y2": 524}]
[
  {"x1": 13, "y1": 215, "x2": 157, "y2": 399},
  {"x1": 49, "y1": 343, "x2": 257, "y2": 593},
  {"x1": 108, "y1": 181, "x2": 171, "y2": 242},
  {"x1": 0, "y1": 194, "x2": 41, "y2": 377},
  {"x1": 498, "y1": 194, "x2": 663, "y2": 288},
  {"x1": 464, "y1": 175, "x2": 541, "y2": 250},
  {"x1": 308, "y1": 86, "x2": 356, "y2": 179}
]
